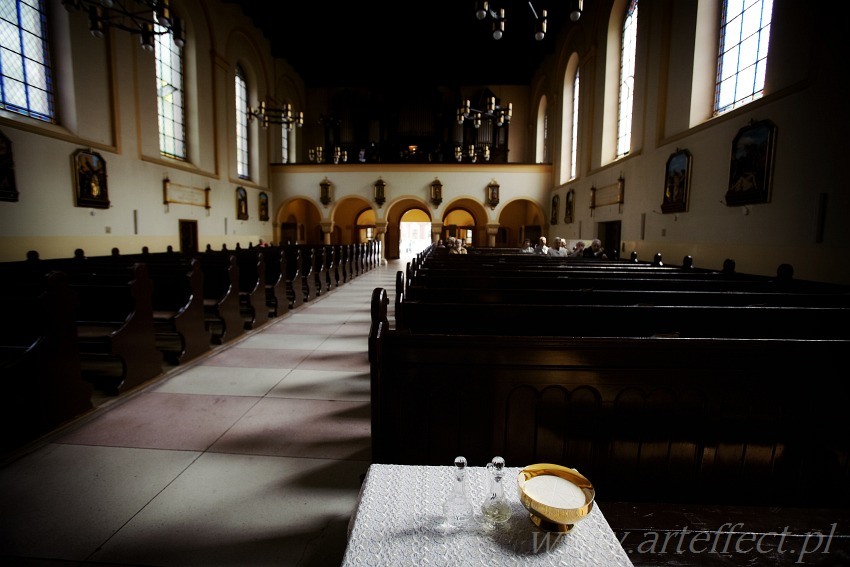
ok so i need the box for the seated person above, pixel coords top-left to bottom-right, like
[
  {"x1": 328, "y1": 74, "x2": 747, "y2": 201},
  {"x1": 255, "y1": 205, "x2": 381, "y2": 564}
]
[
  {"x1": 582, "y1": 238, "x2": 608, "y2": 259},
  {"x1": 519, "y1": 239, "x2": 535, "y2": 253},
  {"x1": 449, "y1": 239, "x2": 467, "y2": 254},
  {"x1": 534, "y1": 236, "x2": 549, "y2": 255},
  {"x1": 547, "y1": 237, "x2": 569, "y2": 257},
  {"x1": 570, "y1": 240, "x2": 586, "y2": 257}
]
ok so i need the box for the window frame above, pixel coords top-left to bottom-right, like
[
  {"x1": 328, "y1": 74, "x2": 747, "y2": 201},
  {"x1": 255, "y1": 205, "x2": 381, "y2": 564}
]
[{"x1": 0, "y1": 0, "x2": 55, "y2": 122}]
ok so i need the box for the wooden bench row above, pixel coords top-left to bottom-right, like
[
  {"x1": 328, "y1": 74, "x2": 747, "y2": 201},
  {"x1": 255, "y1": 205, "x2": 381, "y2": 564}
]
[
  {"x1": 0, "y1": 271, "x2": 94, "y2": 453},
  {"x1": 0, "y1": 241, "x2": 379, "y2": 454},
  {"x1": 369, "y1": 287, "x2": 850, "y2": 508}
]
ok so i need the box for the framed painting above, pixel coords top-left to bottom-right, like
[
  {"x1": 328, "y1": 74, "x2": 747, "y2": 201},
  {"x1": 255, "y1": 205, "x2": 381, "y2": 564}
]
[
  {"x1": 564, "y1": 189, "x2": 575, "y2": 224},
  {"x1": 551, "y1": 194, "x2": 559, "y2": 225},
  {"x1": 725, "y1": 119, "x2": 776, "y2": 206},
  {"x1": 73, "y1": 149, "x2": 109, "y2": 209},
  {"x1": 259, "y1": 191, "x2": 269, "y2": 221},
  {"x1": 662, "y1": 148, "x2": 691, "y2": 213},
  {"x1": 236, "y1": 186, "x2": 249, "y2": 220}
]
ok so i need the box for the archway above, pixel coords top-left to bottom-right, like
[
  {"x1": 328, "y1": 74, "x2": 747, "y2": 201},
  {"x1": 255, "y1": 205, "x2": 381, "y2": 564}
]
[
  {"x1": 400, "y1": 209, "x2": 431, "y2": 259},
  {"x1": 384, "y1": 198, "x2": 432, "y2": 260},
  {"x1": 441, "y1": 198, "x2": 489, "y2": 248},
  {"x1": 498, "y1": 198, "x2": 546, "y2": 247}
]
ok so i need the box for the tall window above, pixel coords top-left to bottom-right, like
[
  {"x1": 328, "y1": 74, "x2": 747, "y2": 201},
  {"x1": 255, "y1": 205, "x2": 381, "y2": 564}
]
[
  {"x1": 155, "y1": 23, "x2": 185, "y2": 159},
  {"x1": 715, "y1": 0, "x2": 772, "y2": 115},
  {"x1": 570, "y1": 70, "x2": 580, "y2": 179},
  {"x1": 281, "y1": 126, "x2": 290, "y2": 164},
  {"x1": 235, "y1": 65, "x2": 249, "y2": 178},
  {"x1": 617, "y1": 0, "x2": 638, "y2": 158},
  {"x1": 0, "y1": 0, "x2": 54, "y2": 122}
]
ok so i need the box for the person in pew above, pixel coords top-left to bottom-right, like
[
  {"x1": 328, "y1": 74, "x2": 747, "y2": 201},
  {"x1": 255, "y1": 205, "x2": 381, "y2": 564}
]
[
  {"x1": 570, "y1": 240, "x2": 586, "y2": 257},
  {"x1": 547, "y1": 237, "x2": 570, "y2": 257},
  {"x1": 449, "y1": 239, "x2": 467, "y2": 254},
  {"x1": 583, "y1": 238, "x2": 609, "y2": 259},
  {"x1": 520, "y1": 239, "x2": 535, "y2": 253},
  {"x1": 534, "y1": 236, "x2": 549, "y2": 255}
]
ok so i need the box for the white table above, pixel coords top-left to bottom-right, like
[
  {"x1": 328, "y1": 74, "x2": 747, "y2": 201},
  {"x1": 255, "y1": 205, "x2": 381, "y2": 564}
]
[{"x1": 342, "y1": 463, "x2": 634, "y2": 566}]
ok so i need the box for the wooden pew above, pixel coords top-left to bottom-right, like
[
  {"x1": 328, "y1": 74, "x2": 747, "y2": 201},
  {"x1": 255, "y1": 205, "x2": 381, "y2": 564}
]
[
  {"x1": 0, "y1": 269, "x2": 93, "y2": 451},
  {"x1": 258, "y1": 246, "x2": 289, "y2": 318},
  {"x1": 68, "y1": 263, "x2": 163, "y2": 395},
  {"x1": 369, "y1": 287, "x2": 850, "y2": 508},
  {"x1": 283, "y1": 246, "x2": 305, "y2": 309},
  {"x1": 396, "y1": 299, "x2": 850, "y2": 339},
  {"x1": 234, "y1": 249, "x2": 268, "y2": 330},
  {"x1": 336, "y1": 244, "x2": 350, "y2": 284},
  {"x1": 310, "y1": 245, "x2": 330, "y2": 296},
  {"x1": 324, "y1": 244, "x2": 340, "y2": 290},
  {"x1": 298, "y1": 246, "x2": 319, "y2": 301},
  {"x1": 145, "y1": 257, "x2": 211, "y2": 364},
  {"x1": 198, "y1": 252, "x2": 244, "y2": 345}
]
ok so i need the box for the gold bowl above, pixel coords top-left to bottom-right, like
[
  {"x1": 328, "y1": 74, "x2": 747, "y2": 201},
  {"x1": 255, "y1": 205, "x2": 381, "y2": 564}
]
[{"x1": 516, "y1": 463, "x2": 595, "y2": 532}]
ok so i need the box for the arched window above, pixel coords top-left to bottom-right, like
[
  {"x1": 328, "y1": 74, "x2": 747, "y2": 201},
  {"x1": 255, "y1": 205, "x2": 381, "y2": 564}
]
[
  {"x1": 617, "y1": 0, "x2": 638, "y2": 158},
  {"x1": 0, "y1": 0, "x2": 54, "y2": 122},
  {"x1": 535, "y1": 95, "x2": 548, "y2": 163},
  {"x1": 560, "y1": 53, "x2": 580, "y2": 183},
  {"x1": 570, "y1": 70, "x2": 580, "y2": 179},
  {"x1": 281, "y1": 125, "x2": 290, "y2": 164},
  {"x1": 235, "y1": 65, "x2": 249, "y2": 178},
  {"x1": 155, "y1": 23, "x2": 185, "y2": 159},
  {"x1": 715, "y1": 0, "x2": 773, "y2": 115}
]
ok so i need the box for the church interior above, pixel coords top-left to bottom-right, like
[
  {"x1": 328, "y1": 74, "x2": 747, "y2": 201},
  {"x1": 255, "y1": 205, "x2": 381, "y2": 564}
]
[{"x1": 1, "y1": 0, "x2": 849, "y2": 565}]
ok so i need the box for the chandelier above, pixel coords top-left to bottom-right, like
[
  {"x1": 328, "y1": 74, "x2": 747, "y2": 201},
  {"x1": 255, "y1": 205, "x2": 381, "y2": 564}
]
[
  {"x1": 457, "y1": 97, "x2": 512, "y2": 128},
  {"x1": 247, "y1": 102, "x2": 304, "y2": 131},
  {"x1": 474, "y1": 1, "x2": 582, "y2": 41},
  {"x1": 62, "y1": 0, "x2": 185, "y2": 50}
]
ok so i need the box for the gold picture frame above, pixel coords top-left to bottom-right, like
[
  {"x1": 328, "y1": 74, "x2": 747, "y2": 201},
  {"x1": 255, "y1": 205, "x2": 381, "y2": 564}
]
[
  {"x1": 726, "y1": 119, "x2": 776, "y2": 206},
  {"x1": 662, "y1": 148, "x2": 691, "y2": 213},
  {"x1": 72, "y1": 149, "x2": 109, "y2": 209},
  {"x1": 236, "y1": 186, "x2": 249, "y2": 220}
]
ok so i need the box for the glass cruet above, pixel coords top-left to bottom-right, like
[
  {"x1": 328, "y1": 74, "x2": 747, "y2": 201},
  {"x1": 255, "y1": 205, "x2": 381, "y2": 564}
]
[
  {"x1": 442, "y1": 455, "x2": 475, "y2": 527},
  {"x1": 481, "y1": 456, "x2": 512, "y2": 526}
]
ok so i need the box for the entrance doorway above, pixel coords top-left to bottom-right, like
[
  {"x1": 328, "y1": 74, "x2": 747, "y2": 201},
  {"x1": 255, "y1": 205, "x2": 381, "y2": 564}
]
[
  {"x1": 179, "y1": 220, "x2": 198, "y2": 254},
  {"x1": 399, "y1": 209, "x2": 431, "y2": 260},
  {"x1": 599, "y1": 221, "x2": 622, "y2": 260}
]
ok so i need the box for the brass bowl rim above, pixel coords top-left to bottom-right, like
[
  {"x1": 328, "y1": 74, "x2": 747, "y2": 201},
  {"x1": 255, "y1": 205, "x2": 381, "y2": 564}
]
[{"x1": 516, "y1": 463, "x2": 596, "y2": 527}]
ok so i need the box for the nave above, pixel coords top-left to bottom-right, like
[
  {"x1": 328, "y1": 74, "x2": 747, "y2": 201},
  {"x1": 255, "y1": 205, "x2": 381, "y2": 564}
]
[{"x1": 0, "y1": 258, "x2": 400, "y2": 566}]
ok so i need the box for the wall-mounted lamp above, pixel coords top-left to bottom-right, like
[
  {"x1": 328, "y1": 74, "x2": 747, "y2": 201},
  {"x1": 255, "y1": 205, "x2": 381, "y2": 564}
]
[
  {"x1": 319, "y1": 177, "x2": 333, "y2": 207},
  {"x1": 486, "y1": 179, "x2": 500, "y2": 210},
  {"x1": 374, "y1": 177, "x2": 386, "y2": 208},
  {"x1": 63, "y1": 0, "x2": 185, "y2": 51},
  {"x1": 430, "y1": 178, "x2": 443, "y2": 207}
]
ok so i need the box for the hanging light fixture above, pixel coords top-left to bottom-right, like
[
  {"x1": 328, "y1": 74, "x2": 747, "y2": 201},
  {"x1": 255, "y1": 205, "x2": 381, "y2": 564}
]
[
  {"x1": 474, "y1": 1, "x2": 552, "y2": 42},
  {"x1": 62, "y1": 0, "x2": 185, "y2": 50},
  {"x1": 247, "y1": 101, "x2": 304, "y2": 131},
  {"x1": 457, "y1": 96, "x2": 512, "y2": 128},
  {"x1": 570, "y1": 0, "x2": 584, "y2": 22}
]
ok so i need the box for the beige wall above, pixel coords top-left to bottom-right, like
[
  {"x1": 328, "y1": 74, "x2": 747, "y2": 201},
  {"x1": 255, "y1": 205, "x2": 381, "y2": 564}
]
[{"x1": 0, "y1": 0, "x2": 847, "y2": 284}]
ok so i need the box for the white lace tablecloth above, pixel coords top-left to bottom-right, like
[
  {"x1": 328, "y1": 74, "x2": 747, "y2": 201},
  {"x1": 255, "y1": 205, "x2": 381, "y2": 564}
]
[{"x1": 342, "y1": 464, "x2": 634, "y2": 566}]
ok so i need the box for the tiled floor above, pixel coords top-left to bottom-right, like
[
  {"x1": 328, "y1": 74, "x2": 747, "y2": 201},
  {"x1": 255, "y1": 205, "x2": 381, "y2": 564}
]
[{"x1": 0, "y1": 257, "x2": 402, "y2": 566}]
